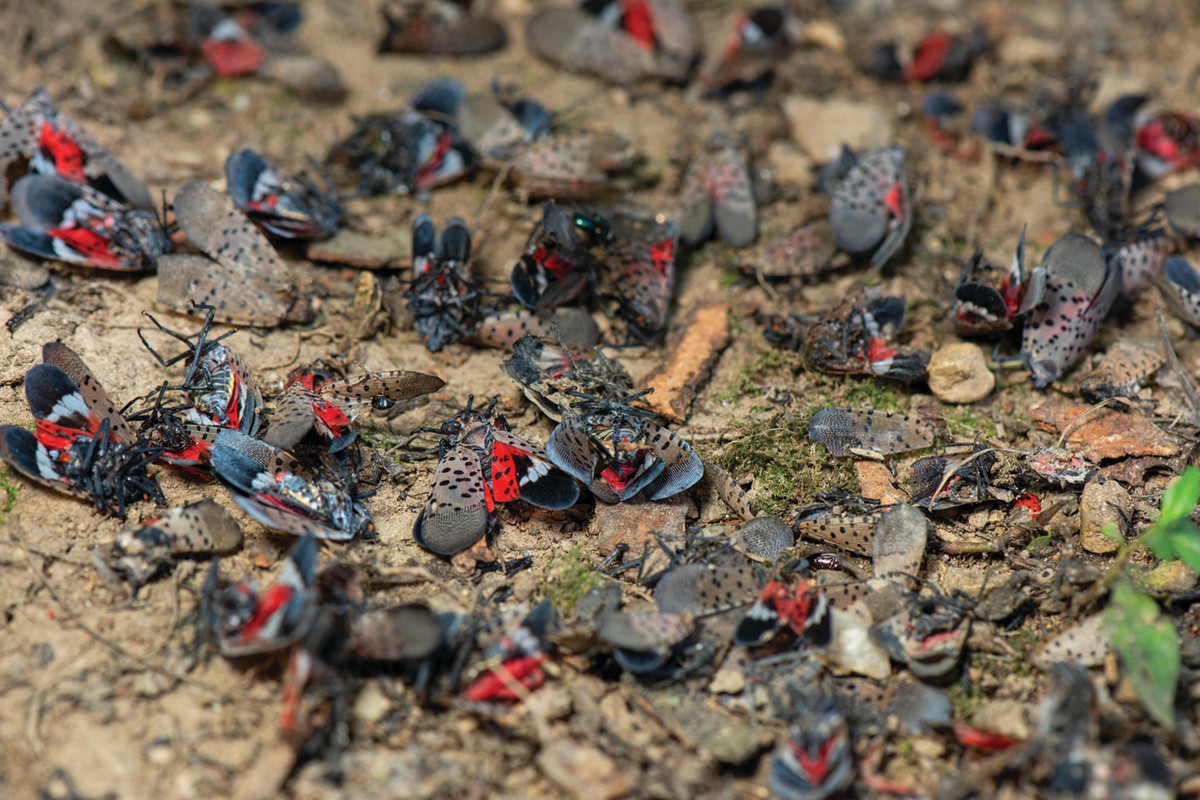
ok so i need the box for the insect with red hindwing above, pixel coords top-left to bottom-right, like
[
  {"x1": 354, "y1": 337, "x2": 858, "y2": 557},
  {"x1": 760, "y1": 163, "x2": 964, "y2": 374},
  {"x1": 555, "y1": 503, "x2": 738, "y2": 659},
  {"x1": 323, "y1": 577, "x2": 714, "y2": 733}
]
[
  {"x1": 526, "y1": 0, "x2": 700, "y2": 84},
  {"x1": 546, "y1": 389, "x2": 703, "y2": 504},
  {"x1": 734, "y1": 569, "x2": 831, "y2": 649},
  {"x1": 0, "y1": 88, "x2": 153, "y2": 208},
  {"x1": 1021, "y1": 233, "x2": 1119, "y2": 388},
  {"x1": 94, "y1": 499, "x2": 243, "y2": 597},
  {"x1": 203, "y1": 533, "x2": 319, "y2": 657},
  {"x1": 0, "y1": 174, "x2": 171, "y2": 271},
  {"x1": 155, "y1": 181, "x2": 311, "y2": 327},
  {"x1": 823, "y1": 145, "x2": 911, "y2": 269},
  {"x1": 406, "y1": 214, "x2": 484, "y2": 352},
  {"x1": 605, "y1": 210, "x2": 679, "y2": 341},
  {"x1": 501, "y1": 333, "x2": 633, "y2": 423},
  {"x1": 952, "y1": 226, "x2": 1034, "y2": 337},
  {"x1": 326, "y1": 78, "x2": 475, "y2": 197},
  {"x1": 139, "y1": 304, "x2": 265, "y2": 440},
  {"x1": 264, "y1": 366, "x2": 446, "y2": 454},
  {"x1": 801, "y1": 291, "x2": 930, "y2": 381},
  {"x1": 677, "y1": 131, "x2": 757, "y2": 249},
  {"x1": 510, "y1": 202, "x2": 613, "y2": 312},
  {"x1": 693, "y1": 6, "x2": 802, "y2": 93},
  {"x1": 465, "y1": 601, "x2": 555, "y2": 703},
  {"x1": 413, "y1": 396, "x2": 580, "y2": 556},
  {"x1": 210, "y1": 429, "x2": 375, "y2": 541},
  {"x1": 224, "y1": 149, "x2": 341, "y2": 241},
  {"x1": 770, "y1": 693, "x2": 854, "y2": 800},
  {"x1": 378, "y1": 0, "x2": 507, "y2": 56},
  {"x1": 0, "y1": 343, "x2": 164, "y2": 518}
]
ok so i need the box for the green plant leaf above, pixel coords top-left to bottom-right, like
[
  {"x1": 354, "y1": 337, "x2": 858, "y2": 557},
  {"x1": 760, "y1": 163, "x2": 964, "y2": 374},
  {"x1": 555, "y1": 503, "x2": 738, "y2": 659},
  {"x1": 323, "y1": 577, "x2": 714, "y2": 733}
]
[
  {"x1": 1104, "y1": 584, "x2": 1179, "y2": 728},
  {"x1": 1159, "y1": 467, "x2": 1200, "y2": 525},
  {"x1": 1025, "y1": 535, "x2": 1052, "y2": 553},
  {"x1": 1170, "y1": 527, "x2": 1200, "y2": 574}
]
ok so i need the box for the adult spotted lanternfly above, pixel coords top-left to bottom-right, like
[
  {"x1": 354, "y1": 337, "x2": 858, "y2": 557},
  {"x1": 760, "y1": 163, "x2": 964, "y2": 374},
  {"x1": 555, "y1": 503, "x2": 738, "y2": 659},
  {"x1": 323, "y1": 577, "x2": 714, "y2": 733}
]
[
  {"x1": 406, "y1": 214, "x2": 483, "y2": 352},
  {"x1": 210, "y1": 430, "x2": 375, "y2": 541},
  {"x1": 413, "y1": 396, "x2": 579, "y2": 556},
  {"x1": 0, "y1": 343, "x2": 164, "y2": 518},
  {"x1": 224, "y1": 149, "x2": 341, "y2": 240},
  {"x1": 265, "y1": 367, "x2": 445, "y2": 454},
  {"x1": 546, "y1": 390, "x2": 703, "y2": 503}
]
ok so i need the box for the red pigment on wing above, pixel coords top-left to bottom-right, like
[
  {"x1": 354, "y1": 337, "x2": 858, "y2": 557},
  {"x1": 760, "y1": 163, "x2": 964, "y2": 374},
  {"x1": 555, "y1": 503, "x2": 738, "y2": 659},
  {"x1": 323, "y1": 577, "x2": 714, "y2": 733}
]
[{"x1": 39, "y1": 122, "x2": 86, "y2": 182}]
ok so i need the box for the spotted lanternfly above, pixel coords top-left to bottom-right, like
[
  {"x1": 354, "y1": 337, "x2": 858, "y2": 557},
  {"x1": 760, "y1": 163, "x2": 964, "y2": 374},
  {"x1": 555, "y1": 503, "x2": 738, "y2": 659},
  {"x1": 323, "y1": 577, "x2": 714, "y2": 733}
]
[
  {"x1": 124, "y1": 382, "x2": 224, "y2": 469},
  {"x1": 0, "y1": 174, "x2": 171, "y2": 271},
  {"x1": 734, "y1": 574, "x2": 830, "y2": 649},
  {"x1": 547, "y1": 390, "x2": 702, "y2": 503},
  {"x1": 1078, "y1": 337, "x2": 1165, "y2": 403},
  {"x1": 326, "y1": 79, "x2": 474, "y2": 196},
  {"x1": 205, "y1": 533, "x2": 319, "y2": 657},
  {"x1": 378, "y1": 0, "x2": 507, "y2": 56},
  {"x1": 211, "y1": 429, "x2": 375, "y2": 541},
  {"x1": 808, "y1": 407, "x2": 939, "y2": 457},
  {"x1": 863, "y1": 26, "x2": 989, "y2": 83},
  {"x1": 471, "y1": 307, "x2": 600, "y2": 351},
  {"x1": 508, "y1": 130, "x2": 636, "y2": 199},
  {"x1": 770, "y1": 697, "x2": 854, "y2": 800},
  {"x1": 413, "y1": 396, "x2": 580, "y2": 556},
  {"x1": 94, "y1": 499, "x2": 243, "y2": 596},
  {"x1": 971, "y1": 100, "x2": 1062, "y2": 158},
  {"x1": 605, "y1": 209, "x2": 680, "y2": 341},
  {"x1": 465, "y1": 601, "x2": 554, "y2": 702},
  {"x1": 1154, "y1": 254, "x2": 1200, "y2": 330},
  {"x1": 188, "y1": 6, "x2": 266, "y2": 79},
  {"x1": 156, "y1": 181, "x2": 311, "y2": 327},
  {"x1": 0, "y1": 88, "x2": 153, "y2": 209},
  {"x1": 1130, "y1": 103, "x2": 1200, "y2": 180},
  {"x1": 140, "y1": 306, "x2": 265, "y2": 440},
  {"x1": 736, "y1": 220, "x2": 837, "y2": 282},
  {"x1": 1164, "y1": 183, "x2": 1200, "y2": 238},
  {"x1": 455, "y1": 81, "x2": 553, "y2": 165},
  {"x1": 788, "y1": 504, "x2": 881, "y2": 557},
  {"x1": 525, "y1": 0, "x2": 700, "y2": 84},
  {"x1": 871, "y1": 594, "x2": 970, "y2": 679},
  {"x1": 824, "y1": 146, "x2": 911, "y2": 269},
  {"x1": 502, "y1": 334, "x2": 633, "y2": 422},
  {"x1": 1021, "y1": 233, "x2": 1119, "y2": 388},
  {"x1": 802, "y1": 292, "x2": 929, "y2": 381},
  {"x1": 1033, "y1": 613, "x2": 1109, "y2": 669},
  {"x1": 677, "y1": 132, "x2": 756, "y2": 248},
  {"x1": 597, "y1": 609, "x2": 697, "y2": 674},
  {"x1": 265, "y1": 367, "x2": 445, "y2": 454},
  {"x1": 0, "y1": 343, "x2": 164, "y2": 518},
  {"x1": 911, "y1": 447, "x2": 998, "y2": 511},
  {"x1": 406, "y1": 214, "x2": 483, "y2": 352},
  {"x1": 692, "y1": 6, "x2": 802, "y2": 92},
  {"x1": 952, "y1": 226, "x2": 1034, "y2": 337},
  {"x1": 224, "y1": 149, "x2": 340, "y2": 240},
  {"x1": 510, "y1": 202, "x2": 613, "y2": 311},
  {"x1": 871, "y1": 504, "x2": 928, "y2": 586}
]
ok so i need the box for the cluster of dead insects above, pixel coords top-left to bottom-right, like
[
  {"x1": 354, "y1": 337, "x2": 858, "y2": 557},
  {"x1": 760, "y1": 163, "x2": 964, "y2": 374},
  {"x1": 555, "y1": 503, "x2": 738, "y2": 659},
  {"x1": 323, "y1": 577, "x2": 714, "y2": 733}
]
[{"x1": 5, "y1": 1, "x2": 1200, "y2": 796}]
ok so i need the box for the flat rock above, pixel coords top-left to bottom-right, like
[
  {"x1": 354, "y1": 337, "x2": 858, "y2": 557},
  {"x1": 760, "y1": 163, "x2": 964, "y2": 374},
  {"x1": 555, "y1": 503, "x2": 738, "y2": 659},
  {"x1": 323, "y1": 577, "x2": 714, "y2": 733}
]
[
  {"x1": 1029, "y1": 404, "x2": 1184, "y2": 462},
  {"x1": 783, "y1": 96, "x2": 892, "y2": 164},
  {"x1": 591, "y1": 496, "x2": 690, "y2": 555},
  {"x1": 855, "y1": 460, "x2": 907, "y2": 505},
  {"x1": 307, "y1": 227, "x2": 413, "y2": 269}
]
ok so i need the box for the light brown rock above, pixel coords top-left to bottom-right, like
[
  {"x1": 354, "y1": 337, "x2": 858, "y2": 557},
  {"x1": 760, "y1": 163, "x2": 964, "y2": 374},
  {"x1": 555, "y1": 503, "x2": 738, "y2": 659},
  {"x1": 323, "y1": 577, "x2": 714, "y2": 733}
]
[
  {"x1": 1079, "y1": 478, "x2": 1130, "y2": 554},
  {"x1": 784, "y1": 96, "x2": 892, "y2": 164},
  {"x1": 927, "y1": 343, "x2": 995, "y2": 404}
]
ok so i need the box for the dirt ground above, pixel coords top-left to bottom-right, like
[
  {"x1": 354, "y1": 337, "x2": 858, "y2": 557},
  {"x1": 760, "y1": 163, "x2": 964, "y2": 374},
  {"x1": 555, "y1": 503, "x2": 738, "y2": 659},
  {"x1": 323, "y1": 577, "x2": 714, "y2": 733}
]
[{"x1": 2, "y1": 0, "x2": 1200, "y2": 798}]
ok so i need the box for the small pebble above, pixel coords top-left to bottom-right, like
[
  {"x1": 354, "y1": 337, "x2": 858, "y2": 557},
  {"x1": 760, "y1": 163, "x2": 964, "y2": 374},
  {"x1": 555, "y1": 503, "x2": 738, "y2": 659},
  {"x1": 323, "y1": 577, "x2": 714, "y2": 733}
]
[
  {"x1": 927, "y1": 342, "x2": 994, "y2": 404},
  {"x1": 1079, "y1": 478, "x2": 1130, "y2": 555}
]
